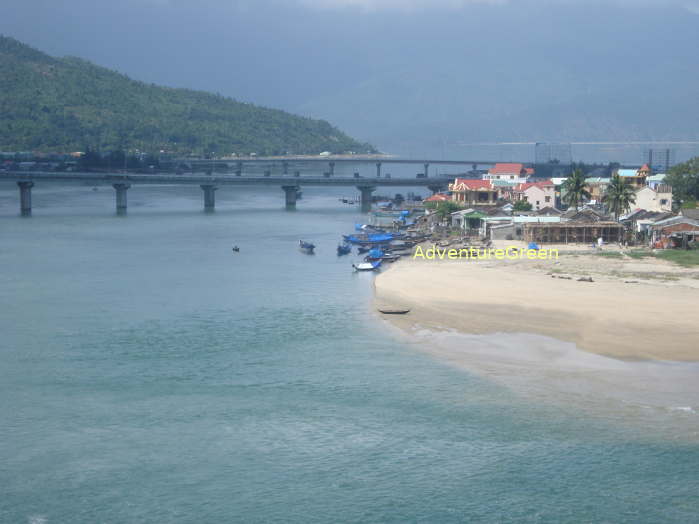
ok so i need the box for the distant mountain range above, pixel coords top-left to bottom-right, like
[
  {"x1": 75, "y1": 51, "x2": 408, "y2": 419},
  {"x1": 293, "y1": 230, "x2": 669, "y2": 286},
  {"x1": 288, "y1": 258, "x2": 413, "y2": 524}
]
[{"x1": 0, "y1": 36, "x2": 375, "y2": 155}]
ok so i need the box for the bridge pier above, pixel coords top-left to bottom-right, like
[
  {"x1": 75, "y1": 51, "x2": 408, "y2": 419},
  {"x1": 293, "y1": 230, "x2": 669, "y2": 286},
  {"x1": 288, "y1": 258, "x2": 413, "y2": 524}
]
[
  {"x1": 376, "y1": 162, "x2": 382, "y2": 178},
  {"x1": 427, "y1": 184, "x2": 446, "y2": 195},
  {"x1": 282, "y1": 185, "x2": 299, "y2": 210},
  {"x1": 112, "y1": 183, "x2": 130, "y2": 215},
  {"x1": 357, "y1": 186, "x2": 375, "y2": 213},
  {"x1": 283, "y1": 161, "x2": 289, "y2": 175},
  {"x1": 424, "y1": 163, "x2": 430, "y2": 177},
  {"x1": 236, "y1": 162, "x2": 243, "y2": 176},
  {"x1": 200, "y1": 184, "x2": 217, "y2": 211},
  {"x1": 329, "y1": 162, "x2": 335, "y2": 176},
  {"x1": 17, "y1": 181, "x2": 34, "y2": 216}
]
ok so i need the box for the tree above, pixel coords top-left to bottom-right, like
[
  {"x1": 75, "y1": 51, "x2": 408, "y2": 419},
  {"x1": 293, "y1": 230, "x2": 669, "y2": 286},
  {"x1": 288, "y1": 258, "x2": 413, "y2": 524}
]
[
  {"x1": 435, "y1": 200, "x2": 461, "y2": 220},
  {"x1": 666, "y1": 156, "x2": 699, "y2": 205},
  {"x1": 603, "y1": 173, "x2": 636, "y2": 220},
  {"x1": 562, "y1": 168, "x2": 591, "y2": 211},
  {"x1": 513, "y1": 200, "x2": 533, "y2": 211}
]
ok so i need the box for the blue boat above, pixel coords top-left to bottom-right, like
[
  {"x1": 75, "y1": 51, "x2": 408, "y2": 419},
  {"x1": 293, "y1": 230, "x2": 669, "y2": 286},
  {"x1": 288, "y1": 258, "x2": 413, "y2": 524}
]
[
  {"x1": 299, "y1": 240, "x2": 315, "y2": 254},
  {"x1": 337, "y1": 243, "x2": 352, "y2": 256}
]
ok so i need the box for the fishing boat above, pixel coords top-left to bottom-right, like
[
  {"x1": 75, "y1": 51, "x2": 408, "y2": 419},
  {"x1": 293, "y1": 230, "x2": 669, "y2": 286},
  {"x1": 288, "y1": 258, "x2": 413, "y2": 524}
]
[
  {"x1": 337, "y1": 243, "x2": 352, "y2": 256},
  {"x1": 364, "y1": 248, "x2": 384, "y2": 261},
  {"x1": 231, "y1": 246, "x2": 240, "y2": 252},
  {"x1": 378, "y1": 308, "x2": 410, "y2": 315},
  {"x1": 357, "y1": 246, "x2": 371, "y2": 254},
  {"x1": 352, "y1": 261, "x2": 381, "y2": 271},
  {"x1": 299, "y1": 240, "x2": 315, "y2": 254}
]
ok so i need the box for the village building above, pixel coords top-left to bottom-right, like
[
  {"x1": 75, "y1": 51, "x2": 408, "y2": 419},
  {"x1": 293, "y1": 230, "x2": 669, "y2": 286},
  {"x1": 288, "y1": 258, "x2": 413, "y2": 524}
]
[
  {"x1": 523, "y1": 221, "x2": 624, "y2": 244},
  {"x1": 650, "y1": 215, "x2": 699, "y2": 248},
  {"x1": 583, "y1": 177, "x2": 609, "y2": 203},
  {"x1": 482, "y1": 163, "x2": 532, "y2": 183},
  {"x1": 616, "y1": 164, "x2": 651, "y2": 188},
  {"x1": 620, "y1": 209, "x2": 674, "y2": 239},
  {"x1": 486, "y1": 216, "x2": 561, "y2": 241},
  {"x1": 451, "y1": 209, "x2": 487, "y2": 235},
  {"x1": 512, "y1": 180, "x2": 555, "y2": 211},
  {"x1": 424, "y1": 193, "x2": 451, "y2": 203},
  {"x1": 448, "y1": 179, "x2": 498, "y2": 206},
  {"x1": 646, "y1": 173, "x2": 667, "y2": 190},
  {"x1": 634, "y1": 184, "x2": 673, "y2": 213}
]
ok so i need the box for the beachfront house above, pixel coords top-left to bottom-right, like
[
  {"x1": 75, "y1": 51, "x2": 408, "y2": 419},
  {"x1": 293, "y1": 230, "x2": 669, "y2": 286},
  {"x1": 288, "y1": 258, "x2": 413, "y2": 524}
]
[
  {"x1": 650, "y1": 215, "x2": 699, "y2": 248},
  {"x1": 449, "y1": 179, "x2": 498, "y2": 206},
  {"x1": 634, "y1": 184, "x2": 673, "y2": 213},
  {"x1": 451, "y1": 209, "x2": 487, "y2": 235},
  {"x1": 523, "y1": 221, "x2": 624, "y2": 244},
  {"x1": 513, "y1": 180, "x2": 555, "y2": 211}
]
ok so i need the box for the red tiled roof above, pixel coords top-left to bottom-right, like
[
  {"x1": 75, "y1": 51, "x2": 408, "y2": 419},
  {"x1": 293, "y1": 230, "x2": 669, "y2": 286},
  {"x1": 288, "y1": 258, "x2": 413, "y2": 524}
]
[
  {"x1": 515, "y1": 180, "x2": 554, "y2": 192},
  {"x1": 488, "y1": 163, "x2": 525, "y2": 175},
  {"x1": 452, "y1": 178, "x2": 494, "y2": 190},
  {"x1": 639, "y1": 163, "x2": 650, "y2": 171},
  {"x1": 425, "y1": 193, "x2": 451, "y2": 202},
  {"x1": 525, "y1": 168, "x2": 535, "y2": 175}
]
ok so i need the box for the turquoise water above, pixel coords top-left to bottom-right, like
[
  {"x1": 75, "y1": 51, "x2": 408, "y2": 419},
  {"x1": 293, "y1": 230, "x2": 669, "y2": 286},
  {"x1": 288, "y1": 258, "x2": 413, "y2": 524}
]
[{"x1": 1, "y1": 183, "x2": 698, "y2": 523}]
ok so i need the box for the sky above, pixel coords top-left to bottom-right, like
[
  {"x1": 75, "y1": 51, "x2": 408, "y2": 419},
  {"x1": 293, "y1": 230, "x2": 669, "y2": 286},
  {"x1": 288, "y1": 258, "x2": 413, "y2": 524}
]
[{"x1": 1, "y1": 0, "x2": 698, "y2": 154}]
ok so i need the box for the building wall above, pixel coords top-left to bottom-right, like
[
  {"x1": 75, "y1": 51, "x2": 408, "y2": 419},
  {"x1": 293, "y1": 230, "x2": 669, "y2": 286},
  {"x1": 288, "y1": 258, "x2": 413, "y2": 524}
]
[
  {"x1": 635, "y1": 187, "x2": 672, "y2": 213},
  {"x1": 522, "y1": 186, "x2": 555, "y2": 210}
]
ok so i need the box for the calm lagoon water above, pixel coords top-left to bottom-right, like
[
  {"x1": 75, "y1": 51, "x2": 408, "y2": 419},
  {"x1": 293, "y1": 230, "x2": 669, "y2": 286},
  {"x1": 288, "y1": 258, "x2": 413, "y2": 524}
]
[{"x1": 1, "y1": 182, "x2": 698, "y2": 523}]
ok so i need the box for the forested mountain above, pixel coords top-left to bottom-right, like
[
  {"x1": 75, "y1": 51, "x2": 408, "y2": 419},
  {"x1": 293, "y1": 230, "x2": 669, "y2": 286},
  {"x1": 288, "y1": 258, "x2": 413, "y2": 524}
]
[{"x1": 0, "y1": 36, "x2": 375, "y2": 155}]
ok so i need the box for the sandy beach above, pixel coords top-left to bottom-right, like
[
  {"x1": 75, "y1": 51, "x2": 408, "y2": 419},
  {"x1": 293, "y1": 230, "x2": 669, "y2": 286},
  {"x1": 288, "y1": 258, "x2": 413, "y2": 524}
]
[{"x1": 375, "y1": 242, "x2": 699, "y2": 361}]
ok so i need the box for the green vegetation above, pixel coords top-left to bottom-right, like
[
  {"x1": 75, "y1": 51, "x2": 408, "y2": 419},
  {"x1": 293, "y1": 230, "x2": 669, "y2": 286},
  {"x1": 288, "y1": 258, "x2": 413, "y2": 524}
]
[
  {"x1": 434, "y1": 201, "x2": 461, "y2": 220},
  {"x1": 596, "y1": 248, "x2": 699, "y2": 267},
  {"x1": 561, "y1": 168, "x2": 590, "y2": 211},
  {"x1": 0, "y1": 36, "x2": 375, "y2": 155},
  {"x1": 603, "y1": 173, "x2": 636, "y2": 220},
  {"x1": 666, "y1": 156, "x2": 699, "y2": 205},
  {"x1": 513, "y1": 200, "x2": 532, "y2": 211},
  {"x1": 655, "y1": 249, "x2": 699, "y2": 267}
]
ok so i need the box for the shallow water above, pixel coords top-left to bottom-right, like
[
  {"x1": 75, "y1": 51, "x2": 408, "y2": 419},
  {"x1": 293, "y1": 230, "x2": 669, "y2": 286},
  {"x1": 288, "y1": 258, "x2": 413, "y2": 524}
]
[{"x1": 1, "y1": 182, "x2": 698, "y2": 523}]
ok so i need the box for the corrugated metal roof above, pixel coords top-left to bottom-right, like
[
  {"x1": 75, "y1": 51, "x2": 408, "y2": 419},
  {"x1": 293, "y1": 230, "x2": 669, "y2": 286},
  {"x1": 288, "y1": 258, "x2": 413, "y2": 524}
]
[{"x1": 617, "y1": 169, "x2": 638, "y2": 177}]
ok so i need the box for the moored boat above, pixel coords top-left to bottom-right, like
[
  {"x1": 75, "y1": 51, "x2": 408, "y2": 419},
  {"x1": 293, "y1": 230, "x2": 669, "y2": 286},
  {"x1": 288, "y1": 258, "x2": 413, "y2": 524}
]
[
  {"x1": 337, "y1": 243, "x2": 352, "y2": 256},
  {"x1": 378, "y1": 308, "x2": 410, "y2": 314},
  {"x1": 299, "y1": 240, "x2": 315, "y2": 254},
  {"x1": 352, "y1": 261, "x2": 381, "y2": 271}
]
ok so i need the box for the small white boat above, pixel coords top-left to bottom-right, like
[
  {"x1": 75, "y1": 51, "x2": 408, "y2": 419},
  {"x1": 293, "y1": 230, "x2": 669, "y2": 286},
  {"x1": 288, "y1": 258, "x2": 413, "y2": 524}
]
[{"x1": 352, "y1": 261, "x2": 381, "y2": 272}]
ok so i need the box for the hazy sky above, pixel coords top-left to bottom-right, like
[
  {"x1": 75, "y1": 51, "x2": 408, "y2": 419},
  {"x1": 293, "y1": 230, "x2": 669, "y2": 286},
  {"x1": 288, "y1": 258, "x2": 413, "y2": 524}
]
[{"x1": 1, "y1": 0, "x2": 698, "y2": 149}]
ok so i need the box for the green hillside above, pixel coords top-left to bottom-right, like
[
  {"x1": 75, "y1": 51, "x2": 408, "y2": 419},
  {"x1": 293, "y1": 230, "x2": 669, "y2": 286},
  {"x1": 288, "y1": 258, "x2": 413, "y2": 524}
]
[{"x1": 0, "y1": 36, "x2": 375, "y2": 155}]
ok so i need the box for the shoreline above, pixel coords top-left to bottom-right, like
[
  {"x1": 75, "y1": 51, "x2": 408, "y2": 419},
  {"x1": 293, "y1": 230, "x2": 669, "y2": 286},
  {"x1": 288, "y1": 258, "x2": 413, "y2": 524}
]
[{"x1": 374, "y1": 246, "x2": 699, "y2": 362}]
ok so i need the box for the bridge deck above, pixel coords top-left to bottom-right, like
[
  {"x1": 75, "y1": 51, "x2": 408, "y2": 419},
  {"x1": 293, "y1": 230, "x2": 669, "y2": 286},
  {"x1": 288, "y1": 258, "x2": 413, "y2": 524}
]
[{"x1": 2, "y1": 171, "x2": 454, "y2": 187}]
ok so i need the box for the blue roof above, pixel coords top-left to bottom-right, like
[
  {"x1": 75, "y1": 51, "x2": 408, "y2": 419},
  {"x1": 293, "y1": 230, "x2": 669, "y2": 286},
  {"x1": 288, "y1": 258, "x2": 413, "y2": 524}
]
[{"x1": 617, "y1": 169, "x2": 639, "y2": 177}]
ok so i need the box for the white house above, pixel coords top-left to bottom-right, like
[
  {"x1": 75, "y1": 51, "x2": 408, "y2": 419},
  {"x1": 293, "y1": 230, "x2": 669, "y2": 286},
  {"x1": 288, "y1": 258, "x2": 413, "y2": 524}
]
[
  {"x1": 513, "y1": 180, "x2": 556, "y2": 211},
  {"x1": 634, "y1": 184, "x2": 672, "y2": 213}
]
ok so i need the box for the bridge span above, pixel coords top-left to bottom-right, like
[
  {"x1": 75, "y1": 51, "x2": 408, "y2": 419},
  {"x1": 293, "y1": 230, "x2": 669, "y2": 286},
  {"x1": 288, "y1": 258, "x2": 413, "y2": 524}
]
[
  {"x1": 2, "y1": 171, "x2": 454, "y2": 215},
  {"x1": 184, "y1": 156, "x2": 505, "y2": 177}
]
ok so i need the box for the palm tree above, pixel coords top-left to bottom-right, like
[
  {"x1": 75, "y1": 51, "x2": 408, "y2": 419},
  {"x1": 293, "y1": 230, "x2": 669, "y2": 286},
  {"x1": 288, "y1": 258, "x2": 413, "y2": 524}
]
[
  {"x1": 603, "y1": 173, "x2": 636, "y2": 221},
  {"x1": 561, "y1": 168, "x2": 591, "y2": 211}
]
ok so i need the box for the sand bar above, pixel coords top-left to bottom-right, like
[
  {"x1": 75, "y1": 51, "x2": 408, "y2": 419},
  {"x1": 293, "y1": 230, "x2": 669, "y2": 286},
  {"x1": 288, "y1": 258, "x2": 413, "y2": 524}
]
[{"x1": 375, "y1": 247, "x2": 699, "y2": 361}]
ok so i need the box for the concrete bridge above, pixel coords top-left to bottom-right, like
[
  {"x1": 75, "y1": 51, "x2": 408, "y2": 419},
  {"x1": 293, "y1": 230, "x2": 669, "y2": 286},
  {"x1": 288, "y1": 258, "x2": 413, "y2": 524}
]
[
  {"x1": 182, "y1": 155, "x2": 502, "y2": 178},
  {"x1": 2, "y1": 171, "x2": 454, "y2": 215}
]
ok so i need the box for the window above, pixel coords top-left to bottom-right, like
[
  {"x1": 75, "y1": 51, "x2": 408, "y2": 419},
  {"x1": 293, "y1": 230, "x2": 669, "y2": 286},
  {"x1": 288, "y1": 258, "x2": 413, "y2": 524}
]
[
  {"x1": 545, "y1": 196, "x2": 551, "y2": 203},
  {"x1": 660, "y1": 199, "x2": 668, "y2": 205}
]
